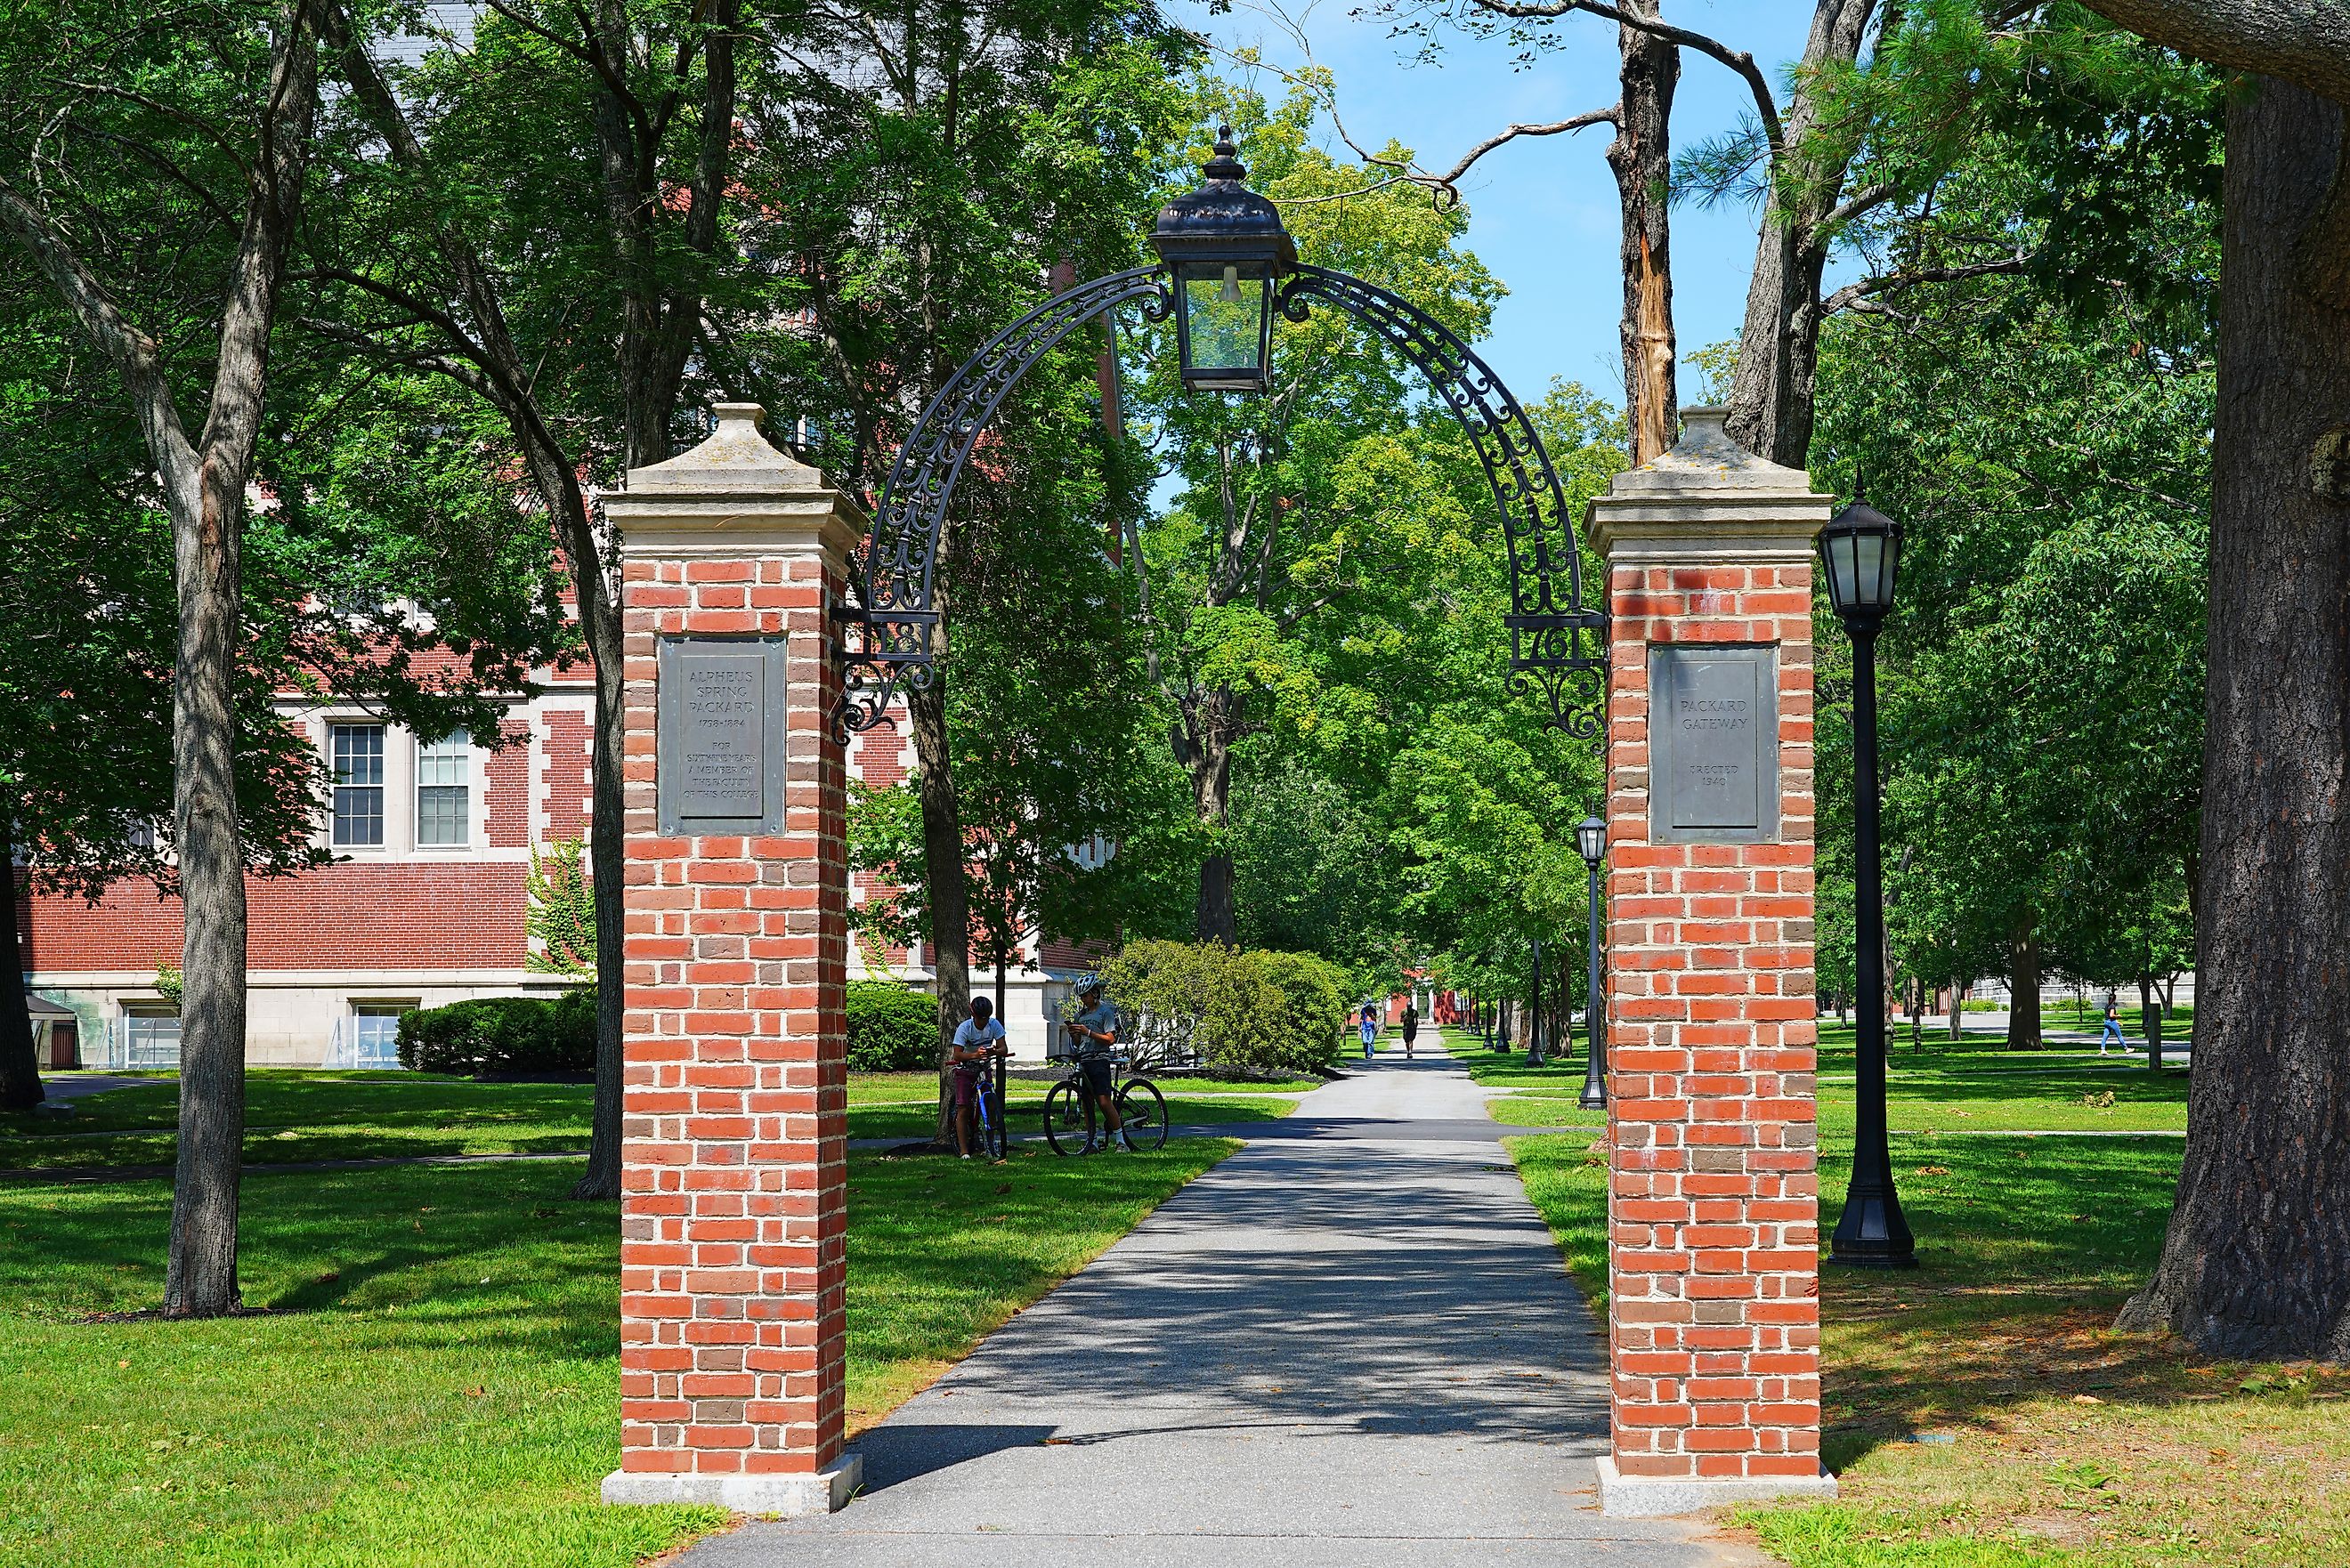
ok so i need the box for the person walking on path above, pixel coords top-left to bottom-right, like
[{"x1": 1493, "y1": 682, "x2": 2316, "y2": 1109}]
[
  {"x1": 2098, "y1": 996, "x2": 2126, "y2": 1056},
  {"x1": 1357, "y1": 1006, "x2": 1379, "y2": 1061},
  {"x1": 1400, "y1": 1001, "x2": 1419, "y2": 1060}
]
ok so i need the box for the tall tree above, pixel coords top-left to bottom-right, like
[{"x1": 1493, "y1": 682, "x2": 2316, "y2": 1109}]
[
  {"x1": 1130, "y1": 91, "x2": 1511, "y2": 942},
  {"x1": 313, "y1": 0, "x2": 743, "y2": 1197},
  {"x1": 1913, "y1": 0, "x2": 2350, "y2": 1358},
  {"x1": 733, "y1": 0, "x2": 1188, "y2": 1119},
  {"x1": 0, "y1": 0, "x2": 322, "y2": 1313},
  {"x1": 2109, "y1": 69, "x2": 2350, "y2": 1357}
]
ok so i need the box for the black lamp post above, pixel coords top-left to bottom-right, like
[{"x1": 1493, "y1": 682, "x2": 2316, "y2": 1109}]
[
  {"x1": 1150, "y1": 128, "x2": 1297, "y2": 392},
  {"x1": 1820, "y1": 497, "x2": 1916, "y2": 1269},
  {"x1": 1576, "y1": 814, "x2": 1609, "y2": 1109}
]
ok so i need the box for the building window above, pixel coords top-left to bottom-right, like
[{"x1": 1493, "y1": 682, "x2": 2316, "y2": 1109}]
[
  {"x1": 416, "y1": 734, "x2": 472, "y2": 846},
  {"x1": 331, "y1": 724, "x2": 385, "y2": 846},
  {"x1": 121, "y1": 1007, "x2": 181, "y2": 1070},
  {"x1": 345, "y1": 1001, "x2": 415, "y2": 1069}
]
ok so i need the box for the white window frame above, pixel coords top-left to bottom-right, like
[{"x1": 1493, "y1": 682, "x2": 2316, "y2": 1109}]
[
  {"x1": 414, "y1": 733, "x2": 475, "y2": 850},
  {"x1": 329, "y1": 722, "x2": 388, "y2": 849}
]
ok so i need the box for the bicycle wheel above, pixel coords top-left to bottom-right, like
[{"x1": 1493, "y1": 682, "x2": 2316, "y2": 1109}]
[
  {"x1": 1116, "y1": 1077, "x2": 1169, "y2": 1151},
  {"x1": 1041, "y1": 1079, "x2": 1095, "y2": 1155},
  {"x1": 972, "y1": 1083, "x2": 1003, "y2": 1160}
]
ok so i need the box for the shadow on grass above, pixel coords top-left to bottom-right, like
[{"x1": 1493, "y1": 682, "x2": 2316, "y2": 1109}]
[{"x1": 1814, "y1": 1136, "x2": 2190, "y2": 1465}]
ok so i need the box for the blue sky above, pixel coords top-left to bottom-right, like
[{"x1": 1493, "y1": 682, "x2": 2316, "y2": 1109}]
[{"x1": 1172, "y1": 0, "x2": 1839, "y2": 408}]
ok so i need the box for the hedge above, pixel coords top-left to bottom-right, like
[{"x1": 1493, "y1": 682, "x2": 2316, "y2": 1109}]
[
  {"x1": 397, "y1": 990, "x2": 595, "y2": 1076},
  {"x1": 1097, "y1": 940, "x2": 1344, "y2": 1077},
  {"x1": 395, "y1": 982, "x2": 940, "y2": 1076},
  {"x1": 847, "y1": 980, "x2": 936, "y2": 1071}
]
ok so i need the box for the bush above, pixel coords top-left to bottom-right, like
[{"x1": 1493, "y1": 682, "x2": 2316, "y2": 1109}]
[
  {"x1": 397, "y1": 990, "x2": 595, "y2": 1076},
  {"x1": 1098, "y1": 940, "x2": 1342, "y2": 1077},
  {"x1": 847, "y1": 980, "x2": 936, "y2": 1071},
  {"x1": 1244, "y1": 950, "x2": 1349, "y2": 1075}
]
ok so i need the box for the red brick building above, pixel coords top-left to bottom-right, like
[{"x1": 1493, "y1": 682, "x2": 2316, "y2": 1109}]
[{"x1": 23, "y1": 675, "x2": 1083, "y2": 1070}]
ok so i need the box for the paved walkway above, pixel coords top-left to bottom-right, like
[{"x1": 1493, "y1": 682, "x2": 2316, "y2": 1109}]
[{"x1": 686, "y1": 1044, "x2": 1740, "y2": 1568}]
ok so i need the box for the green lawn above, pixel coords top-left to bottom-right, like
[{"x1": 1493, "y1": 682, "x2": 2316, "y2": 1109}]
[
  {"x1": 1481, "y1": 1021, "x2": 2348, "y2": 1568},
  {"x1": 0, "y1": 1070, "x2": 1308, "y2": 1171},
  {"x1": 0, "y1": 1079, "x2": 1239, "y2": 1568},
  {"x1": 1452, "y1": 1025, "x2": 2188, "y2": 1138}
]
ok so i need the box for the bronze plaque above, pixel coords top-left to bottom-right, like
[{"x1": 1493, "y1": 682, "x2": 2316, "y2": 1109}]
[
  {"x1": 1649, "y1": 645, "x2": 1779, "y2": 843},
  {"x1": 658, "y1": 637, "x2": 786, "y2": 831}
]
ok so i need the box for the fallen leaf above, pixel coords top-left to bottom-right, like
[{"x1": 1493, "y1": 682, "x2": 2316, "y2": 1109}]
[{"x1": 2071, "y1": 1394, "x2": 2103, "y2": 1405}]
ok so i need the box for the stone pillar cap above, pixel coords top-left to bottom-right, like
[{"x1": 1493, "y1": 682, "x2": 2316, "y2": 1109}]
[
  {"x1": 622, "y1": 403, "x2": 826, "y2": 496},
  {"x1": 605, "y1": 403, "x2": 867, "y2": 560},
  {"x1": 1612, "y1": 407, "x2": 1814, "y2": 494},
  {"x1": 1587, "y1": 406, "x2": 1833, "y2": 560}
]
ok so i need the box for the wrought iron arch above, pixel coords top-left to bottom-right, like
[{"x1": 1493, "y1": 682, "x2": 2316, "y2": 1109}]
[{"x1": 835, "y1": 263, "x2": 1608, "y2": 740}]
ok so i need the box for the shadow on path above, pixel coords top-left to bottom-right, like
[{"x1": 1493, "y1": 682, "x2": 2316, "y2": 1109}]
[{"x1": 687, "y1": 1048, "x2": 1723, "y2": 1568}]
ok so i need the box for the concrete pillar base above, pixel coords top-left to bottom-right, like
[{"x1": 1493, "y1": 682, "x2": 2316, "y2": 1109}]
[
  {"x1": 601, "y1": 1452, "x2": 863, "y2": 1515},
  {"x1": 1593, "y1": 1456, "x2": 1837, "y2": 1518}
]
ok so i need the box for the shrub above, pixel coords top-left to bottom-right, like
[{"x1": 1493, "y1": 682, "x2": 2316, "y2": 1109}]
[
  {"x1": 1244, "y1": 950, "x2": 1348, "y2": 1075},
  {"x1": 847, "y1": 980, "x2": 936, "y2": 1072},
  {"x1": 397, "y1": 990, "x2": 595, "y2": 1076},
  {"x1": 1098, "y1": 940, "x2": 1343, "y2": 1077}
]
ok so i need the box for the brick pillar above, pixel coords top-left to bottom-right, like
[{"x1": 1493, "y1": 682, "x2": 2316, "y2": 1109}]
[
  {"x1": 600, "y1": 404, "x2": 865, "y2": 1515},
  {"x1": 1588, "y1": 407, "x2": 1839, "y2": 1517}
]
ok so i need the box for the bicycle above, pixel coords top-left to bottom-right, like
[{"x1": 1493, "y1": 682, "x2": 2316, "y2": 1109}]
[
  {"x1": 1041, "y1": 1050, "x2": 1169, "y2": 1155},
  {"x1": 959, "y1": 1046, "x2": 1009, "y2": 1162}
]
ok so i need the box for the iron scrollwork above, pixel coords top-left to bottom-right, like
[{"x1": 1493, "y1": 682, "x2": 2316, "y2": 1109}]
[
  {"x1": 1276, "y1": 265, "x2": 1609, "y2": 740},
  {"x1": 836, "y1": 263, "x2": 1608, "y2": 742},
  {"x1": 834, "y1": 267, "x2": 1174, "y2": 740}
]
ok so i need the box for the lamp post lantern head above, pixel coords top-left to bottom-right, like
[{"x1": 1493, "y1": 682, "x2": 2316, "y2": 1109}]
[
  {"x1": 1576, "y1": 814, "x2": 1607, "y2": 869},
  {"x1": 1819, "y1": 497, "x2": 1903, "y2": 632},
  {"x1": 1150, "y1": 126, "x2": 1297, "y2": 393}
]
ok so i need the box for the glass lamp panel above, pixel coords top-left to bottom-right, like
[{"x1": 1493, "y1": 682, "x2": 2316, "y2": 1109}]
[
  {"x1": 1822, "y1": 532, "x2": 1860, "y2": 617},
  {"x1": 1576, "y1": 817, "x2": 1606, "y2": 864},
  {"x1": 1852, "y1": 532, "x2": 1886, "y2": 610},
  {"x1": 1877, "y1": 529, "x2": 1903, "y2": 611},
  {"x1": 1180, "y1": 265, "x2": 1268, "y2": 384}
]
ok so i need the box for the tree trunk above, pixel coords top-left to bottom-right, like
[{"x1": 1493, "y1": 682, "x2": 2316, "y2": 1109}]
[
  {"x1": 1948, "y1": 978, "x2": 1964, "y2": 1043},
  {"x1": 2138, "y1": 970, "x2": 2162, "y2": 1071},
  {"x1": 1608, "y1": 0, "x2": 1680, "y2": 465},
  {"x1": 165, "y1": 0, "x2": 319, "y2": 1317},
  {"x1": 166, "y1": 454, "x2": 251, "y2": 1316},
  {"x1": 1186, "y1": 691, "x2": 1238, "y2": 946},
  {"x1": 909, "y1": 671, "x2": 972, "y2": 1144},
  {"x1": 570, "y1": 605, "x2": 628, "y2": 1200},
  {"x1": 0, "y1": 812, "x2": 44, "y2": 1111},
  {"x1": 2006, "y1": 911, "x2": 2042, "y2": 1049},
  {"x1": 1722, "y1": 0, "x2": 1878, "y2": 465},
  {"x1": 2117, "y1": 80, "x2": 2350, "y2": 1359}
]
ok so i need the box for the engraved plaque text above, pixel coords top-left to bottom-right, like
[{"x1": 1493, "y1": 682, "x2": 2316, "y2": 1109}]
[
  {"x1": 1649, "y1": 644, "x2": 1779, "y2": 843},
  {"x1": 677, "y1": 654, "x2": 764, "y2": 818},
  {"x1": 658, "y1": 636, "x2": 787, "y2": 832}
]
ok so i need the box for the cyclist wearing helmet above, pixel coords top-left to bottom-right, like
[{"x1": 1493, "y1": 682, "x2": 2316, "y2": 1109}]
[{"x1": 1064, "y1": 979, "x2": 1130, "y2": 1152}]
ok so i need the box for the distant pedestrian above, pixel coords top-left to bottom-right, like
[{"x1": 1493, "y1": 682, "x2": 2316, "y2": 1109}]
[
  {"x1": 2099, "y1": 997, "x2": 2125, "y2": 1056},
  {"x1": 1400, "y1": 1001, "x2": 1419, "y2": 1060},
  {"x1": 1358, "y1": 1006, "x2": 1378, "y2": 1061}
]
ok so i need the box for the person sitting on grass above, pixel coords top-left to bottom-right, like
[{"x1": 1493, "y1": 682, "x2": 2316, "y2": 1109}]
[
  {"x1": 1064, "y1": 980, "x2": 1130, "y2": 1153},
  {"x1": 950, "y1": 996, "x2": 1008, "y2": 1161}
]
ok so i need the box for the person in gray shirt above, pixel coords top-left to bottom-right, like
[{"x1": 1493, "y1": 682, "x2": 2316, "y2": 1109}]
[{"x1": 1063, "y1": 980, "x2": 1130, "y2": 1152}]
